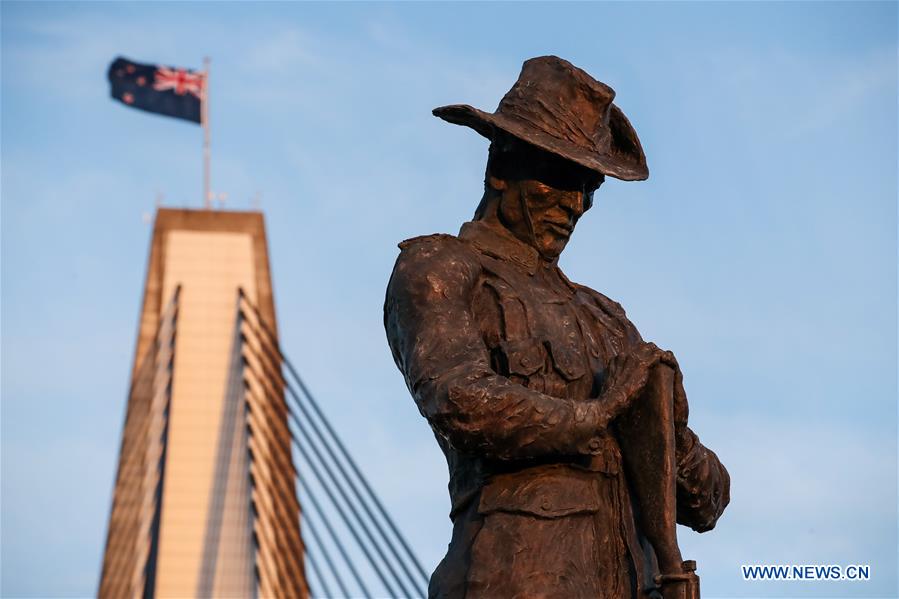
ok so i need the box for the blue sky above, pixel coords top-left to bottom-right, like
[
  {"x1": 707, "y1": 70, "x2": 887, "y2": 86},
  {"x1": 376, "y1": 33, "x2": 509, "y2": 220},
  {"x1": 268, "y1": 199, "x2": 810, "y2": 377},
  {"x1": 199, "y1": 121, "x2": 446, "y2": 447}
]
[{"x1": 1, "y1": 2, "x2": 896, "y2": 597}]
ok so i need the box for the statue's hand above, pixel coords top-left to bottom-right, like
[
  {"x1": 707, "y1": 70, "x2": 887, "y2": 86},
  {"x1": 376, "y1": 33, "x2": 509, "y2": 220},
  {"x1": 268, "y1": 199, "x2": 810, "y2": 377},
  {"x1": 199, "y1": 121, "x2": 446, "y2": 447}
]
[
  {"x1": 656, "y1": 350, "x2": 691, "y2": 445},
  {"x1": 598, "y1": 342, "x2": 677, "y2": 426}
]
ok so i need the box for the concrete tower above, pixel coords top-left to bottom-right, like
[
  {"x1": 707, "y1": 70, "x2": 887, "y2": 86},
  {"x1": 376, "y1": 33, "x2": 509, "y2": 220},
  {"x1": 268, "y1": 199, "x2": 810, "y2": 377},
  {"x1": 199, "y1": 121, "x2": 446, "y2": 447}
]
[{"x1": 99, "y1": 208, "x2": 306, "y2": 598}]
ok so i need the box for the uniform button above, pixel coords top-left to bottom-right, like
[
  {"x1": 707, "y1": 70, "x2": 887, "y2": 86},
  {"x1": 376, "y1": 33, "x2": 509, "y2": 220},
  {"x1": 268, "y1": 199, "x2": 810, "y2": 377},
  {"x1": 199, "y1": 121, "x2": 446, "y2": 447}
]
[
  {"x1": 588, "y1": 439, "x2": 602, "y2": 452},
  {"x1": 541, "y1": 499, "x2": 551, "y2": 511}
]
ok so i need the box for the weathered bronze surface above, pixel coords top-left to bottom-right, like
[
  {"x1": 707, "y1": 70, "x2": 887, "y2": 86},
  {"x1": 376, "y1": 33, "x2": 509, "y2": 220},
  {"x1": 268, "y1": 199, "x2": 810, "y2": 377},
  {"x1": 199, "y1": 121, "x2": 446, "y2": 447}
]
[{"x1": 384, "y1": 56, "x2": 729, "y2": 599}]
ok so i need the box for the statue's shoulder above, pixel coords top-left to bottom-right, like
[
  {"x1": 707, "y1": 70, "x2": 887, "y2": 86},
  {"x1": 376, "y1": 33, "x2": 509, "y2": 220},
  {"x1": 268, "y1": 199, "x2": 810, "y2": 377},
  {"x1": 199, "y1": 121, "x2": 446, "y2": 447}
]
[
  {"x1": 396, "y1": 233, "x2": 479, "y2": 264},
  {"x1": 397, "y1": 232, "x2": 460, "y2": 252},
  {"x1": 390, "y1": 233, "x2": 481, "y2": 291},
  {"x1": 575, "y1": 284, "x2": 627, "y2": 316}
]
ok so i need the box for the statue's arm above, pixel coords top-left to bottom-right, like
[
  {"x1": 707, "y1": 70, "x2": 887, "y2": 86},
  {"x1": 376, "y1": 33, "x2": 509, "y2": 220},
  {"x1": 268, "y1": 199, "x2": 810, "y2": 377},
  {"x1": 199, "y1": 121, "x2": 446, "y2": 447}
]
[
  {"x1": 384, "y1": 238, "x2": 607, "y2": 461},
  {"x1": 581, "y1": 285, "x2": 730, "y2": 531},
  {"x1": 675, "y1": 427, "x2": 730, "y2": 532}
]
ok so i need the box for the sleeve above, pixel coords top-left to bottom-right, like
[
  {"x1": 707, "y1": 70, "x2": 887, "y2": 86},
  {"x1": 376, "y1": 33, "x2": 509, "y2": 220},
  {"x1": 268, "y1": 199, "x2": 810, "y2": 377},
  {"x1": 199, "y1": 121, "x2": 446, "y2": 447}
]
[
  {"x1": 675, "y1": 428, "x2": 730, "y2": 532},
  {"x1": 588, "y1": 285, "x2": 730, "y2": 532},
  {"x1": 383, "y1": 237, "x2": 608, "y2": 461}
]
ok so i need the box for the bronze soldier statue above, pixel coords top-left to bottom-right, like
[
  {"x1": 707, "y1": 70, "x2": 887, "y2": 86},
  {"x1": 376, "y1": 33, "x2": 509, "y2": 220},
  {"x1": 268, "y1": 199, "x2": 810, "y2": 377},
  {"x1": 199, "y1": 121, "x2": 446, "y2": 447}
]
[{"x1": 384, "y1": 56, "x2": 729, "y2": 599}]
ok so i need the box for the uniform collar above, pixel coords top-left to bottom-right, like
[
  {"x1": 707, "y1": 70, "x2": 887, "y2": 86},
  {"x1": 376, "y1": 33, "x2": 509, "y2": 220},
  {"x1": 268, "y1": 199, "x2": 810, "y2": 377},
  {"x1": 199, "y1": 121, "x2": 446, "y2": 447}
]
[
  {"x1": 458, "y1": 220, "x2": 544, "y2": 275},
  {"x1": 458, "y1": 220, "x2": 580, "y2": 295}
]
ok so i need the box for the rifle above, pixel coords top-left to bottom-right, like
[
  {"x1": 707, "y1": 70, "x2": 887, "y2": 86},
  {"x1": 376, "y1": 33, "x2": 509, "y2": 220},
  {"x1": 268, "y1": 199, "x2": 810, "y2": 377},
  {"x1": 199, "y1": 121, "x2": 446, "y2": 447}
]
[{"x1": 615, "y1": 363, "x2": 700, "y2": 599}]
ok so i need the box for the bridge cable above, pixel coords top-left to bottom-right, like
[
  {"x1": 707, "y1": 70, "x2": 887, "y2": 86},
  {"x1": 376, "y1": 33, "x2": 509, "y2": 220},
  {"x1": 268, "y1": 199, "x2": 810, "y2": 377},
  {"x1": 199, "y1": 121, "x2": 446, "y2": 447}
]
[
  {"x1": 240, "y1": 309, "x2": 427, "y2": 596},
  {"x1": 295, "y1": 490, "x2": 352, "y2": 598},
  {"x1": 295, "y1": 472, "x2": 372, "y2": 599},
  {"x1": 292, "y1": 429, "x2": 399, "y2": 597},
  {"x1": 242, "y1": 369, "x2": 370, "y2": 598},
  {"x1": 238, "y1": 293, "x2": 429, "y2": 590},
  {"x1": 300, "y1": 532, "x2": 331, "y2": 599}
]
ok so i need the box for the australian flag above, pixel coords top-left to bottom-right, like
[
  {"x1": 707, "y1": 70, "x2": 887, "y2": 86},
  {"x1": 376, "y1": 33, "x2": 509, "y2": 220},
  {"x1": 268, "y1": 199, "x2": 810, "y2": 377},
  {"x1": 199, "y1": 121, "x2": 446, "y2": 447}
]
[{"x1": 107, "y1": 56, "x2": 205, "y2": 124}]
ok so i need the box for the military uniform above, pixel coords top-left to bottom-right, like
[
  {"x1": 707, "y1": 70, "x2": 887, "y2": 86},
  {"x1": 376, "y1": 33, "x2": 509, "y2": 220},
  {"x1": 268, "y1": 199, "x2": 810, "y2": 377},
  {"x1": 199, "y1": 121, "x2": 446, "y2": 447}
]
[{"x1": 384, "y1": 220, "x2": 729, "y2": 598}]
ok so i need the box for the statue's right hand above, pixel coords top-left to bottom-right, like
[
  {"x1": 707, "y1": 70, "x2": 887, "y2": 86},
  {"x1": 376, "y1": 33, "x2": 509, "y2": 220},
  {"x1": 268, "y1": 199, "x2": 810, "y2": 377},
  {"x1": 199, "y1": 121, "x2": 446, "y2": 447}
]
[{"x1": 598, "y1": 342, "x2": 677, "y2": 424}]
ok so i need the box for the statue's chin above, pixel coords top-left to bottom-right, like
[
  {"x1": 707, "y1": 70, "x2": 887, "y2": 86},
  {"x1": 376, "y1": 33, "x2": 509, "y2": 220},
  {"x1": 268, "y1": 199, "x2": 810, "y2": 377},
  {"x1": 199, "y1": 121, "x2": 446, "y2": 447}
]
[
  {"x1": 537, "y1": 243, "x2": 566, "y2": 261},
  {"x1": 535, "y1": 233, "x2": 569, "y2": 259}
]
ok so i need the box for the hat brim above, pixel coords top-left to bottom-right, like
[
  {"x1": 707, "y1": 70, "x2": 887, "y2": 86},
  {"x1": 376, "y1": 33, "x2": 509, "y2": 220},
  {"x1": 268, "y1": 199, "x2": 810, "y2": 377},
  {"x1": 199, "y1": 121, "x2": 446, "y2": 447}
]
[{"x1": 432, "y1": 103, "x2": 648, "y2": 182}]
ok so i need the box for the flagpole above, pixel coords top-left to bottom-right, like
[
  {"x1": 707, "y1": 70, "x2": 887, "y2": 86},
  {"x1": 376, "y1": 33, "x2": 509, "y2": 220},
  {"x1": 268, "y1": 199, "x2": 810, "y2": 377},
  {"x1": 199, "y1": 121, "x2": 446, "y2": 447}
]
[{"x1": 202, "y1": 56, "x2": 211, "y2": 209}]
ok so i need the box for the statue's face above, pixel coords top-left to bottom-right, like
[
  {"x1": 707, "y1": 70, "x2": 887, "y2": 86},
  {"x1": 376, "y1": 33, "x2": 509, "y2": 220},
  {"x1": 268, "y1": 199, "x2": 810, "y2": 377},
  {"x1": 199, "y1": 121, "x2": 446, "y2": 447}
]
[{"x1": 493, "y1": 160, "x2": 602, "y2": 259}]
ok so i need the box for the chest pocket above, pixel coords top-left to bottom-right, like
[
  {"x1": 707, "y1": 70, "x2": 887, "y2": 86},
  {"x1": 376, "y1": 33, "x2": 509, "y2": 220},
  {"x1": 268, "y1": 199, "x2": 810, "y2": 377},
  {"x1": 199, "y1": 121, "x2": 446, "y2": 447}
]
[
  {"x1": 546, "y1": 341, "x2": 586, "y2": 382},
  {"x1": 498, "y1": 338, "x2": 545, "y2": 378}
]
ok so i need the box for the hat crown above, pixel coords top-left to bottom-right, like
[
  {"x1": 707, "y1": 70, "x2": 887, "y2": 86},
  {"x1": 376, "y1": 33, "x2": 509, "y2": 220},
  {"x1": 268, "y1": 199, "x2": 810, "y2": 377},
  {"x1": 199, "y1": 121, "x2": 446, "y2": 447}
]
[
  {"x1": 497, "y1": 56, "x2": 617, "y2": 154},
  {"x1": 431, "y1": 55, "x2": 648, "y2": 181}
]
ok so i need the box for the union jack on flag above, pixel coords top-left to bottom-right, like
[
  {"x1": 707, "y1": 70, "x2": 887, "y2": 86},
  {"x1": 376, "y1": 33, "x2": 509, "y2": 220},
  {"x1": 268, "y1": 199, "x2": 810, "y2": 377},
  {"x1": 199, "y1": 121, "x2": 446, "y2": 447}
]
[
  {"x1": 153, "y1": 66, "x2": 206, "y2": 100},
  {"x1": 108, "y1": 56, "x2": 205, "y2": 124}
]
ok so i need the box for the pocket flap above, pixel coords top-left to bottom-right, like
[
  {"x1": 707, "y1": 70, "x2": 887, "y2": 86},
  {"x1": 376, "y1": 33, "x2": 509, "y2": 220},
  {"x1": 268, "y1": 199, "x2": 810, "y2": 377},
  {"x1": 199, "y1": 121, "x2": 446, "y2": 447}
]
[
  {"x1": 547, "y1": 342, "x2": 586, "y2": 381},
  {"x1": 499, "y1": 338, "x2": 545, "y2": 376},
  {"x1": 477, "y1": 467, "x2": 602, "y2": 519}
]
